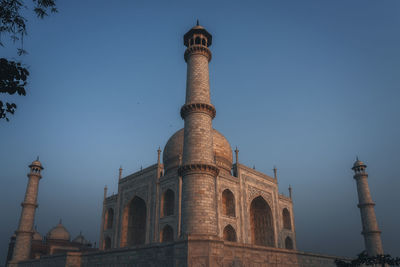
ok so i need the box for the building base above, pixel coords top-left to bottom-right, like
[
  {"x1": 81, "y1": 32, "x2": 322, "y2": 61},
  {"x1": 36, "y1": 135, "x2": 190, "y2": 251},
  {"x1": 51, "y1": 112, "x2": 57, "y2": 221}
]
[{"x1": 14, "y1": 237, "x2": 343, "y2": 267}]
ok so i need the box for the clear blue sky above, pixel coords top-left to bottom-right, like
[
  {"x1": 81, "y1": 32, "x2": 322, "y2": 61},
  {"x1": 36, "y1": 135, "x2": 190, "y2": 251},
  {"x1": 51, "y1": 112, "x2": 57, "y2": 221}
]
[{"x1": 1, "y1": 0, "x2": 399, "y2": 264}]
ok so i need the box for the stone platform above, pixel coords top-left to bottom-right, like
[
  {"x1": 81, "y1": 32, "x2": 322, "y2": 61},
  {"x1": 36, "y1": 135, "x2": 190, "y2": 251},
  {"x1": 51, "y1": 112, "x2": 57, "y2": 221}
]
[{"x1": 17, "y1": 237, "x2": 343, "y2": 267}]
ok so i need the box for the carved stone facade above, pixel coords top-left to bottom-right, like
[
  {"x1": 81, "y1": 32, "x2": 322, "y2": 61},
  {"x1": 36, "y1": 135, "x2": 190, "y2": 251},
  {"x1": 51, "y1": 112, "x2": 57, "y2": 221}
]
[{"x1": 99, "y1": 160, "x2": 297, "y2": 253}]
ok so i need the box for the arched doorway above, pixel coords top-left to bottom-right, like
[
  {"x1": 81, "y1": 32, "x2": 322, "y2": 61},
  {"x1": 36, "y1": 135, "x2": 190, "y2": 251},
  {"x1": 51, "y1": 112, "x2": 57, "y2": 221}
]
[
  {"x1": 285, "y1": 236, "x2": 294, "y2": 249},
  {"x1": 222, "y1": 189, "x2": 235, "y2": 217},
  {"x1": 160, "y1": 224, "x2": 173, "y2": 243},
  {"x1": 250, "y1": 196, "x2": 275, "y2": 247},
  {"x1": 161, "y1": 189, "x2": 175, "y2": 217},
  {"x1": 126, "y1": 196, "x2": 147, "y2": 246},
  {"x1": 223, "y1": 225, "x2": 237, "y2": 242},
  {"x1": 104, "y1": 236, "x2": 111, "y2": 250},
  {"x1": 282, "y1": 208, "x2": 291, "y2": 230},
  {"x1": 105, "y1": 208, "x2": 114, "y2": 229}
]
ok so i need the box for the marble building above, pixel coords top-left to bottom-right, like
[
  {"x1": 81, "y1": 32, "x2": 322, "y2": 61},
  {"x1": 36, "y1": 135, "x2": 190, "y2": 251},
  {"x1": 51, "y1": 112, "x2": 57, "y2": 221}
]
[{"x1": 7, "y1": 22, "x2": 384, "y2": 267}]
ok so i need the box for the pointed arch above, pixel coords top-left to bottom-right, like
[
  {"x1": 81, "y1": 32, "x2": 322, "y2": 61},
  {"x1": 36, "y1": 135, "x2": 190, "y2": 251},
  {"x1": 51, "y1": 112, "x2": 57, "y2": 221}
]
[
  {"x1": 105, "y1": 208, "x2": 114, "y2": 229},
  {"x1": 104, "y1": 236, "x2": 111, "y2": 250},
  {"x1": 222, "y1": 189, "x2": 235, "y2": 217},
  {"x1": 121, "y1": 196, "x2": 147, "y2": 247},
  {"x1": 250, "y1": 196, "x2": 275, "y2": 247},
  {"x1": 282, "y1": 208, "x2": 291, "y2": 230},
  {"x1": 160, "y1": 224, "x2": 174, "y2": 243},
  {"x1": 285, "y1": 236, "x2": 293, "y2": 249},
  {"x1": 161, "y1": 189, "x2": 175, "y2": 217},
  {"x1": 223, "y1": 225, "x2": 237, "y2": 242}
]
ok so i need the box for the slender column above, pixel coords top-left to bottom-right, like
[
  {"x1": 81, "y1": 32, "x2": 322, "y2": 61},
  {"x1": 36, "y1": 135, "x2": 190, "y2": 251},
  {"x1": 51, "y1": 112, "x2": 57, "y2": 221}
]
[
  {"x1": 99, "y1": 186, "x2": 107, "y2": 249},
  {"x1": 180, "y1": 24, "x2": 219, "y2": 237},
  {"x1": 352, "y1": 159, "x2": 383, "y2": 256},
  {"x1": 9, "y1": 159, "x2": 43, "y2": 266},
  {"x1": 154, "y1": 148, "x2": 161, "y2": 242}
]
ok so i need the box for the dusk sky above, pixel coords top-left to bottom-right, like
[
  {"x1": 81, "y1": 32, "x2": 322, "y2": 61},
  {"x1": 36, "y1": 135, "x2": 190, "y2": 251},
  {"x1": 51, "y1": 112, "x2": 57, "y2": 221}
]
[{"x1": 1, "y1": 0, "x2": 399, "y2": 264}]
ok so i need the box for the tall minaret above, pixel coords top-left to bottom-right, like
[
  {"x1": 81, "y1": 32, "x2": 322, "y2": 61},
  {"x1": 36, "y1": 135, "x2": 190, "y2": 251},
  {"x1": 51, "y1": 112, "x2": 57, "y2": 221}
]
[
  {"x1": 352, "y1": 158, "x2": 383, "y2": 256},
  {"x1": 179, "y1": 22, "x2": 219, "y2": 237},
  {"x1": 9, "y1": 158, "x2": 43, "y2": 266}
]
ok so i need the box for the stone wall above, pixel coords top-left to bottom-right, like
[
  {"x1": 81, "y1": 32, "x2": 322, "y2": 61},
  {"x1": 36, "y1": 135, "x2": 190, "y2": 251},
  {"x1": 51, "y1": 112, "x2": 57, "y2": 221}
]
[
  {"x1": 17, "y1": 251, "x2": 81, "y2": 267},
  {"x1": 16, "y1": 240, "x2": 343, "y2": 267},
  {"x1": 187, "y1": 238, "x2": 339, "y2": 267}
]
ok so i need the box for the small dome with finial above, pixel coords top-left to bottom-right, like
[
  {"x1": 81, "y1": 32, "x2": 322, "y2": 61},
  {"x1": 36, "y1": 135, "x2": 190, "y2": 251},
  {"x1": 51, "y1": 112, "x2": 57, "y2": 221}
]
[
  {"x1": 72, "y1": 232, "x2": 89, "y2": 245},
  {"x1": 46, "y1": 220, "x2": 70, "y2": 241},
  {"x1": 352, "y1": 157, "x2": 366, "y2": 169},
  {"x1": 184, "y1": 20, "x2": 212, "y2": 47},
  {"x1": 29, "y1": 156, "x2": 43, "y2": 170},
  {"x1": 33, "y1": 227, "x2": 42, "y2": 241}
]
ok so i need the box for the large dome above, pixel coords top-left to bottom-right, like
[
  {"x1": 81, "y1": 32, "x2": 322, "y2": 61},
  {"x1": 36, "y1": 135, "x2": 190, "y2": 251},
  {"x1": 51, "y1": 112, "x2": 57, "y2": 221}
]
[
  {"x1": 46, "y1": 221, "x2": 70, "y2": 241},
  {"x1": 163, "y1": 128, "x2": 232, "y2": 174}
]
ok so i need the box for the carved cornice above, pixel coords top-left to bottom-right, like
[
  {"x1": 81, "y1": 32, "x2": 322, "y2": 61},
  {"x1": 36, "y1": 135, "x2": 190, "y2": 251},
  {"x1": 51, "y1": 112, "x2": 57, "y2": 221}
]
[
  {"x1": 184, "y1": 45, "x2": 212, "y2": 62},
  {"x1": 27, "y1": 173, "x2": 42, "y2": 179},
  {"x1": 357, "y1": 202, "x2": 375, "y2": 208},
  {"x1": 21, "y1": 202, "x2": 38, "y2": 208},
  {"x1": 180, "y1": 103, "x2": 216, "y2": 119},
  {"x1": 15, "y1": 230, "x2": 34, "y2": 235},
  {"x1": 178, "y1": 163, "x2": 219, "y2": 177},
  {"x1": 362, "y1": 230, "x2": 382, "y2": 235}
]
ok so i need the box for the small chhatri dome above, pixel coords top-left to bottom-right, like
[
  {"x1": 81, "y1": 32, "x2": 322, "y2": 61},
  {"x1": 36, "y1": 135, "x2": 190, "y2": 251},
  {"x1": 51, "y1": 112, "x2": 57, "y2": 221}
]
[
  {"x1": 73, "y1": 232, "x2": 89, "y2": 245},
  {"x1": 183, "y1": 21, "x2": 212, "y2": 47},
  {"x1": 47, "y1": 220, "x2": 70, "y2": 241},
  {"x1": 29, "y1": 156, "x2": 43, "y2": 170},
  {"x1": 353, "y1": 158, "x2": 367, "y2": 169},
  {"x1": 32, "y1": 229, "x2": 42, "y2": 241},
  {"x1": 163, "y1": 128, "x2": 233, "y2": 174}
]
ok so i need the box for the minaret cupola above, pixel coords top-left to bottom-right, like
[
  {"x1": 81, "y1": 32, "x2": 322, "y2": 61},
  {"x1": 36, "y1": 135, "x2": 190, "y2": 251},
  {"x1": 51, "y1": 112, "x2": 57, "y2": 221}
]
[
  {"x1": 183, "y1": 20, "x2": 212, "y2": 62},
  {"x1": 29, "y1": 157, "x2": 43, "y2": 176}
]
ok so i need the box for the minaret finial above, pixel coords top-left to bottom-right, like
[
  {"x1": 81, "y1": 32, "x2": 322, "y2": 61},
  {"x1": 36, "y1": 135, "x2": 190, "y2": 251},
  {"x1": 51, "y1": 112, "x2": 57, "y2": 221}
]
[
  {"x1": 196, "y1": 19, "x2": 199, "y2": 26},
  {"x1": 356, "y1": 155, "x2": 359, "y2": 161},
  {"x1": 234, "y1": 147, "x2": 239, "y2": 164},
  {"x1": 157, "y1": 147, "x2": 162, "y2": 165}
]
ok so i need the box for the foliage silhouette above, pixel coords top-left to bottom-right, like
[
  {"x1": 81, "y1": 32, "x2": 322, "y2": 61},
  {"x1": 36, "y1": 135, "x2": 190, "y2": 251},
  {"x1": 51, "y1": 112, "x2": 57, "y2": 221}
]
[
  {"x1": 335, "y1": 251, "x2": 400, "y2": 267},
  {"x1": 0, "y1": 0, "x2": 57, "y2": 121}
]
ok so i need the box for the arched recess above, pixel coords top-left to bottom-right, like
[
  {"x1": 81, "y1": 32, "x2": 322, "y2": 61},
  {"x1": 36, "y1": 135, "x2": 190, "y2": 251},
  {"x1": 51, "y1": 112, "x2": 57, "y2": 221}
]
[
  {"x1": 160, "y1": 224, "x2": 173, "y2": 243},
  {"x1": 222, "y1": 189, "x2": 235, "y2": 217},
  {"x1": 104, "y1": 236, "x2": 111, "y2": 250},
  {"x1": 161, "y1": 189, "x2": 175, "y2": 217},
  {"x1": 282, "y1": 208, "x2": 291, "y2": 230},
  {"x1": 121, "y1": 196, "x2": 147, "y2": 246},
  {"x1": 250, "y1": 196, "x2": 275, "y2": 247},
  {"x1": 105, "y1": 208, "x2": 114, "y2": 229},
  {"x1": 195, "y1": 36, "x2": 201, "y2": 44},
  {"x1": 285, "y1": 236, "x2": 294, "y2": 249},
  {"x1": 223, "y1": 225, "x2": 237, "y2": 242}
]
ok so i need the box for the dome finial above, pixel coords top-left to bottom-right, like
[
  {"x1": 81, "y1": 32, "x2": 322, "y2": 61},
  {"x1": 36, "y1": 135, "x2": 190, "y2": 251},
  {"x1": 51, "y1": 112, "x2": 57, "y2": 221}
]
[
  {"x1": 36, "y1": 156, "x2": 39, "y2": 161},
  {"x1": 59, "y1": 218, "x2": 62, "y2": 225},
  {"x1": 196, "y1": 19, "x2": 199, "y2": 26}
]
